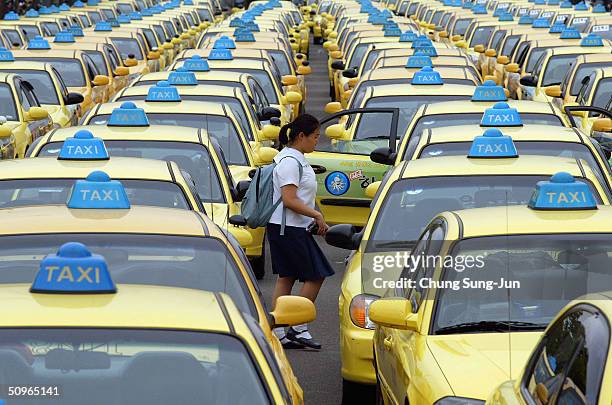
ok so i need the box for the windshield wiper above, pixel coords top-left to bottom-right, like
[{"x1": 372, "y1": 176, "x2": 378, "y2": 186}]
[
  {"x1": 373, "y1": 240, "x2": 416, "y2": 249},
  {"x1": 435, "y1": 320, "x2": 548, "y2": 335}
]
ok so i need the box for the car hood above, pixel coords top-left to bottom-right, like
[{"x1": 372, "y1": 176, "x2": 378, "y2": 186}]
[{"x1": 427, "y1": 332, "x2": 541, "y2": 400}]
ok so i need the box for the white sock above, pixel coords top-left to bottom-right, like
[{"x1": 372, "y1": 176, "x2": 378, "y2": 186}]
[
  {"x1": 273, "y1": 327, "x2": 286, "y2": 339},
  {"x1": 291, "y1": 323, "x2": 312, "y2": 340}
]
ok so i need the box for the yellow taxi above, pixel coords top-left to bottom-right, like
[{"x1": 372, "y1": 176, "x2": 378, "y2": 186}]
[
  {"x1": 11, "y1": 37, "x2": 110, "y2": 116},
  {"x1": 368, "y1": 172, "x2": 612, "y2": 404},
  {"x1": 0, "y1": 235, "x2": 313, "y2": 404},
  {"x1": 487, "y1": 292, "x2": 612, "y2": 405},
  {"x1": 324, "y1": 132, "x2": 612, "y2": 401},
  {"x1": 308, "y1": 67, "x2": 477, "y2": 226},
  {"x1": 0, "y1": 53, "x2": 82, "y2": 128},
  {"x1": 0, "y1": 71, "x2": 51, "y2": 157},
  {"x1": 572, "y1": 66, "x2": 612, "y2": 133}
]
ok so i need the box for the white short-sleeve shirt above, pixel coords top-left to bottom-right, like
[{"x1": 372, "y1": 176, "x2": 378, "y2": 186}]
[{"x1": 269, "y1": 147, "x2": 317, "y2": 228}]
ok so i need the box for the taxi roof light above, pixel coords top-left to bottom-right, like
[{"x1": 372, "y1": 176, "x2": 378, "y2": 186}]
[
  {"x1": 73, "y1": 0, "x2": 85, "y2": 7},
  {"x1": 95, "y1": 22, "x2": 113, "y2": 32},
  {"x1": 574, "y1": 1, "x2": 588, "y2": 10},
  {"x1": 3, "y1": 11, "x2": 19, "y2": 21},
  {"x1": 532, "y1": 18, "x2": 551, "y2": 28},
  {"x1": 413, "y1": 46, "x2": 438, "y2": 57},
  {"x1": 69, "y1": 26, "x2": 84, "y2": 37},
  {"x1": 31, "y1": 242, "x2": 116, "y2": 294},
  {"x1": 411, "y1": 66, "x2": 444, "y2": 85},
  {"x1": 67, "y1": 171, "x2": 130, "y2": 209},
  {"x1": 400, "y1": 31, "x2": 418, "y2": 42},
  {"x1": 581, "y1": 34, "x2": 604, "y2": 47},
  {"x1": 54, "y1": 31, "x2": 75, "y2": 43},
  {"x1": 59, "y1": 3, "x2": 71, "y2": 11},
  {"x1": 406, "y1": 55, "x2": 432, "y2": 68},
  {"x1": 25, "y1": 9, "x2": 39, "y2": 18},
  {"x1": 108, "y1": 102, "x2": 150, "y2": 127},
  {"x1": 472, "y1": 80, "x2": 507, "y2": 102},
  {"x1": 213, "y1": 36, "x2": 236, "y2": 49},
  {"x1": 28, "y1": 36, "x2": 51, "y2": 50},
  {"x1": 183, "y1": 55, "x2": 210, "y2": 72},
  {"x1": 168, "y1": 67, "x2": 198, "y2": 85},
  {"x1": 528, "y1": 172, "x2": 597, "y2": 210},
  {"x1": 481, "y1": 102, "x2": 522, "y2": 127},
  {"x1": 519, "y1": 15, "x2": 534, "y2": 25},
  {"x1": 560, "y1": 27, "x2": 581, "y2": 39},
  {"x1": 0, "y1": 48, "x2": 15, "y2": 62},
  {"x1": 208, "y1": 48, "x2": 233, "y2": 61},
  {"x1": 58, "y1": 130, "x2": 109, "y2": 161},
  {"x1": 468, "y1": 128, "x2": 518, "y2": 158},
  {"x1": 117, "y1": 15, "x2": 131, "y2": 24},
  {"x1": 549, "y1": 23, "x2": 567, "y2": 34},
  {"x1": 146, "y1": 81, "x2": 181, "y2": 102},
  {"x1": 235, "y1": 31, "x2": 256, "y2": 42}
]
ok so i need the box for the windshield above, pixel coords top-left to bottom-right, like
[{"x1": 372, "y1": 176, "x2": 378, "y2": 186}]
[
  {"x1": 38, "y1": 141, "x2": 225, "y2": 203},
  {"x1": 367, "y1": 176, "x2": 602, "y2": 251},
  {"x1": 0, "y1": 83, "x2": 18, "y2": 120},
  {"x1": 0, "y1": 329, "x2": 270, "y2": 404},
  {"x1": 470, "y1": 26, "x2": 495, "y2": 48},
  {"x1": 454, "y1": 18, "x2": 472, "y2": 36},
  {"x1": 501, "y1": 35, "x2": 520, "y2": 57},
  {"x1": 18, "y1": 58, "x2": 86, "y2": 87},
  {"x1": 111, "y1": 38, "x2": 143, "y2": 60},
  {"x1": 432, "y1": 234, "x2": 612, "y2": 333},
  {"x1": 356, "y1": 95, "x2": 473, "y2": 140},
  {"x1": 491, "y1": 30, "x2": 506, "y2": 52},
  {"x1": 541, "y1": 54, "x2": 579, "y2": 87},
  {"x1": 0, "y1": 70, "x2": 58, "y2": 105},
  {"x1": 0, "y1": 234, "x2": 255, "y2": 316},
  {"x1": 116, "y1": 95, "x2": 253, "y2": 141},
  {"x1": 86, "y1": 114, "x2": 249, "y2": 166},
  {"x1": 0, "y1": 179, "x2": 190, "y2": 209}
]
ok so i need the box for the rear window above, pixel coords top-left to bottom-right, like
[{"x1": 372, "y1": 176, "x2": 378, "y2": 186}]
[{"x1": 17, "y1": 58, "x2": 85, "y2": 87}]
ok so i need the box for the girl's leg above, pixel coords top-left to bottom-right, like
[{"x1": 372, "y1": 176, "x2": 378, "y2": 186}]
[
  {"x1": 272, "y1": 275, "x2": 297, "y2": 307},
  {"x1": 299, "y1": 278, "x2": 325, "y2": 302}
]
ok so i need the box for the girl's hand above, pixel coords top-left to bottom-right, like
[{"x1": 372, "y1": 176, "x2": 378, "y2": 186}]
[{"x1": 314, "y1": 213, "x2": 329, "y2": 236}]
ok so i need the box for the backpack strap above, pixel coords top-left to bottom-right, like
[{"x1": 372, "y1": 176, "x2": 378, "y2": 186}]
[{"x1": 277, "y1": 155, "x2": 304, "y2": 236}]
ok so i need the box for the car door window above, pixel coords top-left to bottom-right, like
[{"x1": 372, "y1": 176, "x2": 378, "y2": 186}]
[
  {"x1": 522, "y1": 306, "x2": 610, "y2": 405},
  {"x1": 14, "y1": 79, "x2": 32, "y2": 111},
  {"x1": 407, "y1": 222, "x2": 445, "y2": 311}
]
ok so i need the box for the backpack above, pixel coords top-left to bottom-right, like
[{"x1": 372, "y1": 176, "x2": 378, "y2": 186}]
[{"x1": 241, "y1": 155, "x2": 303, "y2": 235}]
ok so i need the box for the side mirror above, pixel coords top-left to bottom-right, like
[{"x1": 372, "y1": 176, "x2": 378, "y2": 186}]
[
  {"x1": 325, "y1": 123, "x2": 349, "y2": 140},
  {"x1": 545, "y1": 85, "x2": 561, "y2": 98},
  {"x1": 451, "y1": 34, "x2": 462, "y2": 42},
  {"x1": 25, "y1": 107, "x2": 49, "y2": 121},
  {"x1": 92, "y1": 75, "x2": 110, "y2": 87},
  {"x1": 348, "y1": 77, "x2": 359, "y2": 88},
  {"x1": 324, "y1": 102, "x2": 343, "y2": 114},
  {"x1": 331, "y1": 60, "x2": 345, "y2": 70},
  {"x1": 297, "y1": 62, "x2": 312, "y2": 75},
  {"x1": 365, "y1": 181, "x2": 381, "y2": 199},
  {"x1": 114, "y1": 66, "x2": 130, "y2": 76},
  {"x1": 233, "y1": 180, "x2": 251, "y2": 201},
  {"x1": 330, "y1": 50, "x2": 343, "y2": 59},
  {"x1": 454, "y1": 40, "x2": 467, "y2": 49},
  {"x1": 485, "y1": 49, "x2": 496, "y2": 57},
  {"x1": 229, "y1": 214, "x2": 247, "y2": 226},
  {"x1": 369, "y1": 298, "x2": 418, "y2": 331},
  {"x1": 439, "y1": 30, "x2": 448, "y2": 38},
  {"x1": 64, "y1": 92, "x2": 84, "y2": 105},
  {"x1": 229, "y1": 225, "x2": 253, "y2": 247},
  {"x1": 281, "y1": 74, "x2": 298, "y2": 86},
  {"x1": 519, "y1": 75, "x2": 537, "y2": 87},
  {"x1": 505, "y1": 63, "x2": 520, "y2": 73},
  {"x1": 474, "y1": 44, "x2": 485, "y2": 53},
  {"x1": 147, "y1": 51, "x2": 160, "y2": 60},
  {"x1": 342, "y1": 68, "x2": 358, "y2": 79},
  {"x1": 370, "y1": 147, "x2": 396, "y2": 165},
  {"x1": 325, "y1": 224, "x2": 361, "y2": 250},
  {"x1": 593, "y1": 118, "x2": 612, "y2": 133},
  {"x1": 254, "y1": 146, "x2": 278, "y2": 164},
  {"x1": 270, "y1": 295, "x2": 316, "y2": 327},
  {"x1": 124, "y1": 58, "x2": 138, "y2": 67},
  {"x1": 497, "y1": 55, "x2": 509, "y2": 65},
  {"x1": 283, "y1": 91, "x2": 302, "y2": 104},
  {"x1": 261, "y1": 125, "x2": 281, "y2": 141},
  {"x1": 258, "y1": 106, "x2": 281, "y2": 121}
]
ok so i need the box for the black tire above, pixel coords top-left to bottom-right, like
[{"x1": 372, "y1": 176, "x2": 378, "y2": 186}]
[
  {"x1": 342, "y1": 379, "x2": 375, "y2": 405},
  {"x1": 249, "y1": 244, "x2": 266, "y2": 280}
]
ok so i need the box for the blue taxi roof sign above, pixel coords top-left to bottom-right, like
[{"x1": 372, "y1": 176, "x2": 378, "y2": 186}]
[
  {"x1": 39, "y1": 6, "x2": 51, "y2": 14},
  {"x1": 574, "y1": 1, "x2": 588, "y2": 10},
  {"x1": 141, "y1": 8, "x2": 153, "y2": 16},
  {"x1": 413, "y1": 45, "x2": 438, "y2": 57},
  {"x1": 235, "y1": 31, "x2": 256, "y2": 42},
  {"x1": 184, "y1": 0, "x2": 194, "y2": 4},
  {"x1": 108, "y1": 19, "x2": 120, "y2": 27},
  {"x1": 28, "y1": 36, "x2": 51, "y2": 50},
  {"x1": 169, "y1": 67, "x2": 198, "y2": 85},
  {"x1": 560, "y1": 0, "x2": 572, "y2": 7},
  {"x1": 581, "y1": 34, "x2": 604, "y2": 47},
  {"x1": 560, "y1": 27, "x2": 581, "y2": 39},
  {"x1": 183, "y1": 55, "x2": 210, "y2": 72},
  {"x1": 25, "y1": 9, "x2": 39, "y2": 18},
  {"x1": 117, "y1": 15, "x2": 131, "y2": 24},
  {"x1": 462, "y1": 1, "x2": 474, "y2": 8},
  {"x1": 73, "y1": 0, "x2": 85, "y2": 7},
  {"x1": 31, "y1": 242, "x2": 116, "y2": 294},
  {"x1": 548, "y1": 0, "x2": 560, "y2": 4},
  {"x1": 69, "y1": 26, "x2": 84, "y2": 37},
  {"x1": 519, "y1": 15, "x2": 534, "y2": 24},
  {"x1": 412, "y1": 38, "x2": 433, "y2": 48},
  {"x1": 54, "y1": 31, "x2": 75, "y2": 43},
  {"x1": 0, "y1": 48, "x2": 15, "y2": 62},
  {"x1": 208, "y1": 48, "x2": 233, "y2": 60},
  {"x1": 532, "y1": 18, "x2": 551, "y2": 28},
  {"x1": 245, "y1": 22, "x2": 260, "y2": 32},
  {"x1": 498, "y1": 12, "x2": 513, "y2": 21},
  {"x1": 528, "y1": 172, "x2": 597, "y2": 210},
  {"x1": 87, "y1": 0, "x2": 100, "y2": 4},
  {"x1": 406, "y1": 55, "x2": 432, "y2": 68},
  {"x1": 400, "y1": 31, "x2": 418, "y2": 42},
  {"x1": 146, "y1": 81, "x2": 181, "y2": 102},
  {"x1": 472, "y1": 5, "x2": 487, "y2": 14},
  {"x1": 384, "y1": 28, "x2": 402, "y2": 37},
  {"x1": 593, "y1": 3, "x2": 606, "y2": 12},
  {"x1": 411, "y1": 66, "x2": 444, "y2": 85},
  {"x1": 468, "y1": 128, "x2": 518, "y2": 158},
  {"x1": 230, "y1": 18, "x2": 244, "y2": 27},
  {"x1": 549, "y1": 23, "x2": 566, "y2": 33},
  {"x1": 59, "y1": 130, "x2": 109, "y2": 160},
  {"x1": 3, "y1": 11, "x2": 19, "y2": 20},
  {"x1": 95, "y1": 21, "x2": 112, "y2": 31},
  {"x1": 472, "y1": 80, "x2": 507, "y2": 102},
  {"x1": 108, "y1": 102, "x2": 150, "y2": 127},
  {"x1": 214, "y1": 36, "x2": 236, "y2": 49},
  {"x1": 49, "y1": 4, "x2": 60, "y2": 13},
  {"x1": 481, "y1": 102, "x2": 523, "y2": 126},
  {"x1": 129, "y1": 12, "x2": 143, "y2": 20},
  {"x1": 68, "y1": 171, "x2": 130, "y2": 209},
  {"x1": 59, "y1": 3, "x2": 71, "y2": 11}
]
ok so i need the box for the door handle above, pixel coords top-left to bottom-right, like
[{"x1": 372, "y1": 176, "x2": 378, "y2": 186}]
[{"x1": 383, "y1": 335, "x2": 393, "y2": 351}]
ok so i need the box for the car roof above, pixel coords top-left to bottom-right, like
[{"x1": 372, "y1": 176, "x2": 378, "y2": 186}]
[
  {"x1": 0, "y1": 284, "x2": 231, "y2": 332},
  {"x1": 0, "y1": 204, "x2": 214, "y2": 236},
  {"x1": 42, "y1": 124, "x2": 206, "y2": 144},
  {"x1": 11, "y1": 49, "x2": 86, "y2": 58},
  {"x1": 424, "y1": 125, "x2": 586, "y2": 143},
  {"x1": 135, "y1": 70, "x2": 249, "y2": 83},
  {"x1": 444, "y1": 204, "x2": 612, "y2": 238},
  {"x1": 419, "y1": 100, "x2": 560, "y2": 115},
  {"x1": 369, "y1": 82, "x2": 476, "y2": 96},
  {"x1": 115, "y1": 83, "x2": 237, "y2": 98},
  {"x1": 0, "y1": 60, "x2": 55, "y2": 72},
  {"x1": 172, "y1": 58, "x2": 269, "y2": 70},
  {"x1": 364, "y1": 66, "x2": 479, "y2": 81},
  {"x1": 87, "y1": 100, "x2": 228, "y2": 116}
]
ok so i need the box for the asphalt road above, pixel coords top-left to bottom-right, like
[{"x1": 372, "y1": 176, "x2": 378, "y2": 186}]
[{"x1": 258, "y1": 43, "x2": 370, "y2": 405}]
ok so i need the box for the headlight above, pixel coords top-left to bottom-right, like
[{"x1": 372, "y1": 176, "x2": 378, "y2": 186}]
[
  {"x1": 349, "y1": 294, "x2": 379, "y2": 329},
  {"x1": 434, "y1": 397, "x2": 485, "y2": 405}
]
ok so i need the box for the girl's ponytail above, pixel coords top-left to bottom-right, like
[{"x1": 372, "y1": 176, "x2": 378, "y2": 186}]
[
  {"x1": 278, "y1": 122, "x2": 293, "y2": 147},
  {"x1": 277, "y1": 114, "x2": 320, "y2": 150}
]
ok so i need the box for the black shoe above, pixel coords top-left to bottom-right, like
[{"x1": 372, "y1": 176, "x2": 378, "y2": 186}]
[
  {"x1": 281, "y1": 338, "x2": 305, "y2": 349},
  {"x1": 286, "y1": 327, "x2": 322, "y2": 350}
]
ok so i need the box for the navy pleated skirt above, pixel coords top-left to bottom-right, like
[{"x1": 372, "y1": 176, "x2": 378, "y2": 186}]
[{"x1": 267, "y1": 223, "x2": 335, "y2": 282}]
